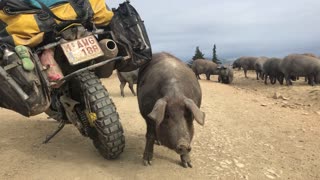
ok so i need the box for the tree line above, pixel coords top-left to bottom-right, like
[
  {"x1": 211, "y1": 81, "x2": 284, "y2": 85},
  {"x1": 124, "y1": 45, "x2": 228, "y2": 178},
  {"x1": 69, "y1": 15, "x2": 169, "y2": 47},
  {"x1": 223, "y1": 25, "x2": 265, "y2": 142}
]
[{"x1": 192, "y1": 45, "x2": 222, "y2": 64}]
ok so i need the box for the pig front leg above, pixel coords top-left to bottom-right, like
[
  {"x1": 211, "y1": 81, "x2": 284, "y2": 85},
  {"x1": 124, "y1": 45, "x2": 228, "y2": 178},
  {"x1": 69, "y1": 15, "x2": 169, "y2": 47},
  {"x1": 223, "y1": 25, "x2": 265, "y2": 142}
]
[
  {"x1": 120, "y1": 82, "x2": 126, "y2": 97},
  {"x1": 143, "y1": 124, "x2": 156, "y2": 166},
  {"x1": 244, "y1": 69, "x2": 248, "y2": 78},
  {"x1": 284, "y1": 74, "x2": 292, "y2": 86},
  {"x1": 180, "y1": 153, "x2": 192, "y2": 168},
  {"x1": 205, "y1": 73, "x2": 211, "y2": 80},
  {"x1": 264, "y1": 74, "x2": 268, "y2": 84}
]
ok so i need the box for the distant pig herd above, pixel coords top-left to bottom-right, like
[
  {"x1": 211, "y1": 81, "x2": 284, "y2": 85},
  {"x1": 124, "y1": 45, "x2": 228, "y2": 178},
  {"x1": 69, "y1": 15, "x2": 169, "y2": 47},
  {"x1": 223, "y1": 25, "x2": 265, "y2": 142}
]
[{"x1": 233, "y1": 53, "x2": 320, "y2": 86}]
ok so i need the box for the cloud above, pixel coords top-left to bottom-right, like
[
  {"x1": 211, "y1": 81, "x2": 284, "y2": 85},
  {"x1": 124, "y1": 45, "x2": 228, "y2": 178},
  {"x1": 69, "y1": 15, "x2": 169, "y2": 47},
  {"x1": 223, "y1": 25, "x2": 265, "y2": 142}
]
[{"x1": 107, "y1": 0, "x2": 320, "y2": 60}]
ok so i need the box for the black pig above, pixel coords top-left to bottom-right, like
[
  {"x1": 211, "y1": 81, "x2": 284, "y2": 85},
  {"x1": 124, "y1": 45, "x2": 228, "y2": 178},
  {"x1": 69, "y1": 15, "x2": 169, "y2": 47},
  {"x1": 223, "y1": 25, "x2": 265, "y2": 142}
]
[
  {"x1": 116, "y1": 69, "x2": 139, "y2": 97},
  {"x1": 137, "y1": 52, "x2": 205, "y2": 168}
]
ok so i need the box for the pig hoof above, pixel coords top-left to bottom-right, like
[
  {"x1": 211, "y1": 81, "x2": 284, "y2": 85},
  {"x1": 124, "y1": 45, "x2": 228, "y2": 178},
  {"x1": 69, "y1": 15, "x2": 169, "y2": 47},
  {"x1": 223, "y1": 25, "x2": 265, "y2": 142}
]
[
  {"x1": 143, "y1": 152, "x2": 153, "y2": 166},
  {"x1": 143, "y1": 160, "x2": 152, "y2": 166},
  {"x1": 154, "y1": 140, "x2": 161, "y2": 145},
  {"x1": 181, "y1": 161, "x2": 192, "y2": 168},
  {"x1": 180, "y1": 154, "x2": 192, "y2": 168},
  {"x1": 181, "y1": 162, "x2": 188, "y2": 168}
]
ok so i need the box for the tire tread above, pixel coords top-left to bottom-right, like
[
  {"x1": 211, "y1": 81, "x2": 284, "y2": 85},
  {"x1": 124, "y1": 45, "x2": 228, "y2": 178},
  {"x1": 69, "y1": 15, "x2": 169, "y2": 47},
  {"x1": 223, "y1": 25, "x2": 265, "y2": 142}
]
[{"x1": 77, "y1": 71, "x2": 125, "y2": 159}]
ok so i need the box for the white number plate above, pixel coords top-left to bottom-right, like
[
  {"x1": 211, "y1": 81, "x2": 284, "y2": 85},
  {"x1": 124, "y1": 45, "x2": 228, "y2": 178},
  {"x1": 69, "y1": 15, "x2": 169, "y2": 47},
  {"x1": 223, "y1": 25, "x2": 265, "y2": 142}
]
[{"x1": 60, "y1": 35, "x2": 104, "y2": 65}]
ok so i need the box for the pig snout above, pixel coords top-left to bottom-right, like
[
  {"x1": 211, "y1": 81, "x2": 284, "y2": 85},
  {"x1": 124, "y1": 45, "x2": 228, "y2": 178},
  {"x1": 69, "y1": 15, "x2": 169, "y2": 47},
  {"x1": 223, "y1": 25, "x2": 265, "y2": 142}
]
[{"x1": 176, "y1": 140, "x2": 192, "y2": 154}]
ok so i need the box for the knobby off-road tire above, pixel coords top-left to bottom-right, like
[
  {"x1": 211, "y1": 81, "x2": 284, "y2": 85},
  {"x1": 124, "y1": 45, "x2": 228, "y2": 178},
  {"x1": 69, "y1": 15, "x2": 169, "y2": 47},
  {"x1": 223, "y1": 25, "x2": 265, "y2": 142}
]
[{"x1": 74, "y1": 71, "x2": 125, "y2": 159}]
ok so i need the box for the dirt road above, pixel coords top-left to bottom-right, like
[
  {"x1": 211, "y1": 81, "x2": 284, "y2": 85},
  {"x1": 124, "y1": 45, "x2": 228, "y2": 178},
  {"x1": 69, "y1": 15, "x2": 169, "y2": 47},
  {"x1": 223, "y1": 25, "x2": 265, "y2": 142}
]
[{"x1": 0, "y1": 71, "x2": 319, "y2": 180}]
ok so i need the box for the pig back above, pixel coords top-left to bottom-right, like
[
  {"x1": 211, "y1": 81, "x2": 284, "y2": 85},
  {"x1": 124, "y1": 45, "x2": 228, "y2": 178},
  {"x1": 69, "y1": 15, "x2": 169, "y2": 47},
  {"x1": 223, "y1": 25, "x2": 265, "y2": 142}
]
[
  {"x1": 239, "y1": 56, "x2": 258, "y2": 70},
  {"x1": 280, "y1": 54, "x2": 320, "y2": 76},
  {"x1": 255, "y1": 57, "x2": 268, "y2": 71}
]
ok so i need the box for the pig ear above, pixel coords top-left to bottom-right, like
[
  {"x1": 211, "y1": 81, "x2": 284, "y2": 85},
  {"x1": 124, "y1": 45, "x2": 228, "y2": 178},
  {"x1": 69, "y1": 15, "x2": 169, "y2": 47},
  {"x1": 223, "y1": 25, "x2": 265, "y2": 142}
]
[
  {"x1": 148, "y1": 98, "x2": 167, "y2": 126},
  {"x1": 184, "y1": 98, "x2": 205, "y2": 126}
]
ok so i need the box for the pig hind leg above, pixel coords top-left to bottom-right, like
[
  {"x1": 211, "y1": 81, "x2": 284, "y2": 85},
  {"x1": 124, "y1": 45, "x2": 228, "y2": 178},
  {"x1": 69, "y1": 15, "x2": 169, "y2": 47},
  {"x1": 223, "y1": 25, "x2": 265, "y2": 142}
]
[
  {"x1": 143, "y1": 121, "x2": 156, "y2": 166},
  {"x1": 277, "y1": 75, "x2": 284, "y2": 85},
  {"x1": 128, "y1": 82, "x2": 136, "y2": 96},
  {"x1": 205, "y1": 73, "x2": 211, "y2": 80}
]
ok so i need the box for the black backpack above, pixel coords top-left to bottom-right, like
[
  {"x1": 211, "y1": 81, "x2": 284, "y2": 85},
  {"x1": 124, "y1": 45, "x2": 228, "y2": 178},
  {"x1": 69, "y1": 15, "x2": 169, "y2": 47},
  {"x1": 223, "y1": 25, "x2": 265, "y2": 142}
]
[{"x1": 110, "y1": 1, "x2": 152, "y2": 71}]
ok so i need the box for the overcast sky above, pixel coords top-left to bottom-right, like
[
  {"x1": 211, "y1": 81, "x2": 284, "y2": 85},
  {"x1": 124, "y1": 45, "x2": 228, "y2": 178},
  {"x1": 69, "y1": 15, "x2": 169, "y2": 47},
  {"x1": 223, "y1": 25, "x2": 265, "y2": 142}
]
[{"x1": 107, "y1": 0, "x2": 320, "y2": 61}]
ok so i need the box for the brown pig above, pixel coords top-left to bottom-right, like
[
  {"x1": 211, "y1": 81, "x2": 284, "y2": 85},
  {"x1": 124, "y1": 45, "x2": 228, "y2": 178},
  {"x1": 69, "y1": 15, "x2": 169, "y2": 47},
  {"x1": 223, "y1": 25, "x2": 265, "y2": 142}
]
[{"x1": 137, "y1": 52, "x2": 205, "y2": 168}]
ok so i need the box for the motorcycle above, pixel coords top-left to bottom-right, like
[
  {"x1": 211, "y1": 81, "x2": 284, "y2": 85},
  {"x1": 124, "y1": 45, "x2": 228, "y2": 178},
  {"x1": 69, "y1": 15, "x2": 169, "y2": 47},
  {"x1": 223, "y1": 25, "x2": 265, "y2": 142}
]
[{"x1": 0, "y1": 1, "x2": 151, "y2": 159}]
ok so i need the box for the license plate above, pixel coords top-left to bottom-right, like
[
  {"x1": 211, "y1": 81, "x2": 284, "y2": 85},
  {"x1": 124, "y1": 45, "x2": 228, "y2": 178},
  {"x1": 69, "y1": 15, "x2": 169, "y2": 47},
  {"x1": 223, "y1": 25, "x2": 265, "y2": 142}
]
[{"x1": 60, "y1": 35, "x2": 104, "y2": 65}]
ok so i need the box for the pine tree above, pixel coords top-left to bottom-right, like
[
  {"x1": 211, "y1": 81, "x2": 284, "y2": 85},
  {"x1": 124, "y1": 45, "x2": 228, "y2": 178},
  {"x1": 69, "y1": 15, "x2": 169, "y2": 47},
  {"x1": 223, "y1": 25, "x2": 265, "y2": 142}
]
[
  {"x1": 212, "y1": 44, "x2": 221, "y2": 64},
  {"x1": 192, "y1": 46, "x2": 205, "y2": 60}
]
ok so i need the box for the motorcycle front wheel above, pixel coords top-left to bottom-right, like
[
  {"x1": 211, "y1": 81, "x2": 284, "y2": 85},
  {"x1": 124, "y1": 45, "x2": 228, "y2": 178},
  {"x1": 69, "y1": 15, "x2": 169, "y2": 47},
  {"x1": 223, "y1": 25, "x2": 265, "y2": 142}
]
[{"x1": 71, "y1": 71, "x2": 125, "y2": 159}]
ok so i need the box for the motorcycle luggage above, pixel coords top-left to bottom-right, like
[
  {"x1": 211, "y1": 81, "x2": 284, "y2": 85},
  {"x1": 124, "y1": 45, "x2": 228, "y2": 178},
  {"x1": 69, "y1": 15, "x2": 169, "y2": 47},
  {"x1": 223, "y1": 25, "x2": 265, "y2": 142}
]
[
  {"x1": 4, "y1": 49, "x2": 38, "y2": 92},
  {"x1": 0, "y1": 47, "x2": 50, "y2": 117},
  {"x1": 109, "y1": 1, "x2": 152, "y2": 72},
  {"x1": 0, "y1": 0, "x2": 114, "y2": 47}
]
